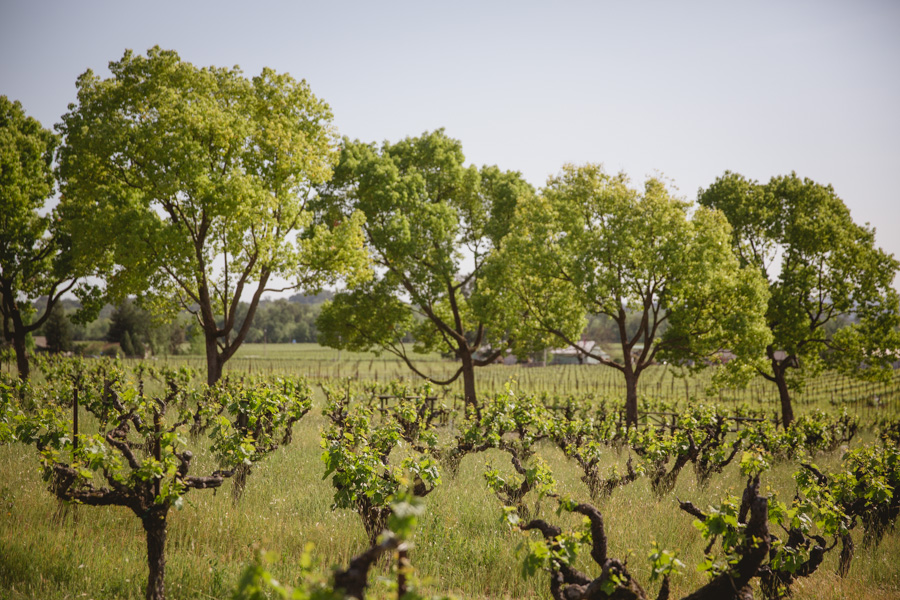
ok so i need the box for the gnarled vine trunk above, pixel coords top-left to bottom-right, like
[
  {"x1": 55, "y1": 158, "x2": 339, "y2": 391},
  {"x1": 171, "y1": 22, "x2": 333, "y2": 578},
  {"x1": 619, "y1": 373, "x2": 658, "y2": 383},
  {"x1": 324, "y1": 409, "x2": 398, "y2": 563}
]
[{"x1": 142, "y1": 510, "x2": 168, "y2": 600}]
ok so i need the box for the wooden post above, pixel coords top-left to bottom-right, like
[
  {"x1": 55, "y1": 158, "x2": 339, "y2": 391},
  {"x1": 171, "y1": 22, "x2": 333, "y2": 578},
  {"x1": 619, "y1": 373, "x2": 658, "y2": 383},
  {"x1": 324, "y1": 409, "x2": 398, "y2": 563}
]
[
  {"x1": 397, "y1": 547, "x2": 409, "y2": 598},
  {"x1": 72, "y1": 382, "x2": 79, "y2": 455},
  {"x1": 153, "y1": 408, "x2": 162, "y2": 499}
]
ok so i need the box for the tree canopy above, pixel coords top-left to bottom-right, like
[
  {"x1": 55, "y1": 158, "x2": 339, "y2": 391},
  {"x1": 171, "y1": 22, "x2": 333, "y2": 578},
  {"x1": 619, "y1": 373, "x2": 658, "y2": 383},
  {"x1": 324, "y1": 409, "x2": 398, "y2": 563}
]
[
  {"x1": 56, "y1": 47, "x2": 369, "y2": 384},
  {"x1": 315, "y1": 129, "x2": 537, "y2": 407},
  {"x1": 699, "y1": 171, "x2": 900, "y2": 426},
  {"x1": 0, "y1": 95, "x2": 86, "y2": 378},
  {"x1": 496, "y1": 164, "x2": 772, "y2": 425}
]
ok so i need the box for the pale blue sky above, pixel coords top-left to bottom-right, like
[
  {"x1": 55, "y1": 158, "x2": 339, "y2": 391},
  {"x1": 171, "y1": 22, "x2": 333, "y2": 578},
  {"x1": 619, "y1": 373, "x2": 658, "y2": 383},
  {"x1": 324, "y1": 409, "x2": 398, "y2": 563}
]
[{"x1": 2, "y1": 1, "x2": 899, "y2": 279}]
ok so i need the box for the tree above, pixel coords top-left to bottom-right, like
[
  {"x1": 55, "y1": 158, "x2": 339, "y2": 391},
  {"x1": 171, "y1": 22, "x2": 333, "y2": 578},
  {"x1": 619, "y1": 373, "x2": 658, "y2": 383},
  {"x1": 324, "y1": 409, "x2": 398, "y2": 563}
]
[
  {"x1": 107, "y1": 298, "x2": 150, "y2": 348},
  {"x1": 119, "y1": 331, "x2": 134, "y2": 357},
  {"x1": 498, "y1": 164, "x2": 771, "y2": 426},
  {"x1": 248, "y1": 298, "x2": 320, "y2": 343},
  {"x1": 315, "y1": 130, "x2": 537, "y2": 408},
  {"x1": 0, "y1": 95, "x2": 89, "y2": 379},
  {"x1": 698, "y1": 172, "x2": 900, "y2": 427},
  {"x1": 56, "y1": 47, "x2": 368, "y2": 385},
  {"x1": 43, "y1": 302, "x2": 73, "y2": 353}
]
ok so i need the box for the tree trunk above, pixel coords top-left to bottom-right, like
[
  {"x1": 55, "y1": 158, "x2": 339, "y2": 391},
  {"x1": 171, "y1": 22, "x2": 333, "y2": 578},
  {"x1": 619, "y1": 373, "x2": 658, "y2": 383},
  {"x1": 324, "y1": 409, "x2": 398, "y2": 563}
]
[
  {"x1": 3, "y1": 285, "x2": 31, "y2": 381},
  {"x1": 143, "y1": 513, "x2": 168, "y2": 600},
  {"x1": 12, "y1": 326, "x2": 29, "y2": 381},
  {"x1": 774, "y1": 369, "x2": 794, "y2": 428},
  {"x1": 204, "y1": 329, "x2": 223, "y2": 386},
  {"x1": 624, "y1": 371, "x2": 639, "y2": 427},
  {"x1": 460, "y1": 352, "x2": 478, "y2": 411}
]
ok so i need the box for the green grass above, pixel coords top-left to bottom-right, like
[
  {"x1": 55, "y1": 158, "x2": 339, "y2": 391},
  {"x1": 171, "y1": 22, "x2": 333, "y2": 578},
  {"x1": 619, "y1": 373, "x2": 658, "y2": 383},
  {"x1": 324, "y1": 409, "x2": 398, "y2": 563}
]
[{"x1": 1, "y1": 349, "x2": 899, "y2": 599}]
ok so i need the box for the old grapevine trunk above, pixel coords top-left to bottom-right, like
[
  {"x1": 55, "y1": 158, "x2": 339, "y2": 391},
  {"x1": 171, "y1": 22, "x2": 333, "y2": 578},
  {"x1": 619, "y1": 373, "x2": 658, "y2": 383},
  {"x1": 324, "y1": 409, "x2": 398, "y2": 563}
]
[{"x1": 142, "y1": 510, "x2": 168, "y2": 600}]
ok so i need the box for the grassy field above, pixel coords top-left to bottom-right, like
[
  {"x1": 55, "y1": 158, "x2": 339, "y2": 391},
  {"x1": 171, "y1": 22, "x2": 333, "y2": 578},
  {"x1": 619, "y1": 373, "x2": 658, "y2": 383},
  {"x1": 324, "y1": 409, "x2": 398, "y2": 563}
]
[{"x1": 1, "y1": 347, "x2": 899, "y2": 599}]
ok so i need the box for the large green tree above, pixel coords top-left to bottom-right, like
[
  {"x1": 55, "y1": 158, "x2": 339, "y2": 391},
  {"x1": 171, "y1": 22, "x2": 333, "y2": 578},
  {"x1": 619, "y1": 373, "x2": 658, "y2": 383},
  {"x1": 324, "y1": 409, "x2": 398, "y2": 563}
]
[
  {"x1": 0, "y1": 96, "x2": 86, "y2": 379},
  {"x1": 498, "y1": 164, "x2": 771, "y2": 426},
  {"x1": 57, "y1": 48, "x2": 368, "y2": 384},
  {"x1": 315, "y1": 130, "x2": 540, "y2": 408},
  {"x1": 699, "y1": 172, "x2": 900, "y2": 427}
]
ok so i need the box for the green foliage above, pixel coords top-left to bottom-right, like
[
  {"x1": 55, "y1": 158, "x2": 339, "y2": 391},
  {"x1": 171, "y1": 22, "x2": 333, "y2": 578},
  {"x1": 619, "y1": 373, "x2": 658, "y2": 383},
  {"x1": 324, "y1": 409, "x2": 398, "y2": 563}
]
[
  {"x1": 237, "y1": 298, "x2": 323, "y2": 344},
  {"x1": 233, "y1": 497, "x2": 448, "y2": 600},
  {"x1": 874, "y1": 417, "x2": 900, "y2": 446},
  {"x1": 742, "y1": 409, "x2": 858, "y2": 461},
  {"x1": 0, "y1": 96, "x2": 90, "y2": 378},
  {"x1": 469, "y1": 385, "x2": 551, "y2": 449},
  {"x1": 0, "y1": 95, "x2": 56, "y2": 217},
  {"x1": 203, "y1": 375, "x2": 313, "y2": 470},
  {"x1": 317, "y1": 279, "x2": 417, "y2": 354},
  {"x1": 483, "y1": 454, "x2": 557, "y2": 518},
  {"x1": 549, "y1": 408, "x2": 640, "y2": 501},
  {"x1": 233, "y1": 546, "x2": 340, "y2": 600},
  {"x1": 497, "y1": 163, "x2": 772, "y2": 423},
  {"x1": 320, "y1": 383, "x2": 440, "y2": 542},
  {"x1": 739, "y1": 449, "x2": 770, "y2": 477},
  {"x1": 691, "y1": 493, "x2": 759, "y2": 579},
  {"x1": 8, "y1": 360, "x2": 309, "y2": 512},
  {"x1": 699, "y1": 172, "x2": 900, "y2": 424},
  {"x1": 315, "y1": 130, "x2": 539, "y2": 401},
  {"x1": 648, "y1": 541, "x2": 684, "y2": 582},
  {"x1": 56, "y1": 47, "x2": 369, "y2": 383},
  {"x1": 625, "y1": 404, "x2": 749, "y2": 494},
  {"x1": 801, "y1": 443, "x2": 900, "y2": 547},
  {"x1": 515, "y1": 504, "x2": 588, "y2": 581},
  {"x1": 32, "y1": 375, "x2": 190, "y2": 506},
  {"x1": 0, "y1": 95, "x2": 58, "y2": 305},
  {"x1": 106, "y1": 298, "x2": 153, "y2": 354}
]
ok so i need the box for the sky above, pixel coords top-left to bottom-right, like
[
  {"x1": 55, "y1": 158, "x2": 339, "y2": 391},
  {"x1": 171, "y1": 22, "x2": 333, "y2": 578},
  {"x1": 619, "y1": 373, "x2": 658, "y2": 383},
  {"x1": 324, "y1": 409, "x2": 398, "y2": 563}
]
[{"x1": 2, "y1": 0, "x2": 899, "y2": 281}]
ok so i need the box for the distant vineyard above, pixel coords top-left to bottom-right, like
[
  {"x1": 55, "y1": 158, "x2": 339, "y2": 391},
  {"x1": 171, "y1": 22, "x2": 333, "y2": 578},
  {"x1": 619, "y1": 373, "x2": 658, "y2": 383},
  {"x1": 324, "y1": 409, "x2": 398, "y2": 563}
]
[{"x1": 86, "y1": 344, "x2": 900, "y2": 418}]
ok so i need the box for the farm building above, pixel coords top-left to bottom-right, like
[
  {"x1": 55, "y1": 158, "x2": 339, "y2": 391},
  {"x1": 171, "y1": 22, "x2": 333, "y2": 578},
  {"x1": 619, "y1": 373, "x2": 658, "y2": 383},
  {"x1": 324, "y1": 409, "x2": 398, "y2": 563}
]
[{"x1": 550, "y1": 340, "x2": 609, "y2": 365}]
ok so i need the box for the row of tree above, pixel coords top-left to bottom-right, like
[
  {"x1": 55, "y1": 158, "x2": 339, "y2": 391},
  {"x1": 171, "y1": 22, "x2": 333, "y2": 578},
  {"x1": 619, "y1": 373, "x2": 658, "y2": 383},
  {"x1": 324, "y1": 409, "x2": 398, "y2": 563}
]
[
  {"x1": 31, "y1": 294, "x2": 327, "y2": 357},
  {"x1": 2, "y1": 46, "x2": 898, "y2": 426},
  {"x1": 315, "y1": 140, "x2": 900, "y2": 427},
  {"x1": 31, "y1": 299, "x2": 186, "y2": 357}
]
